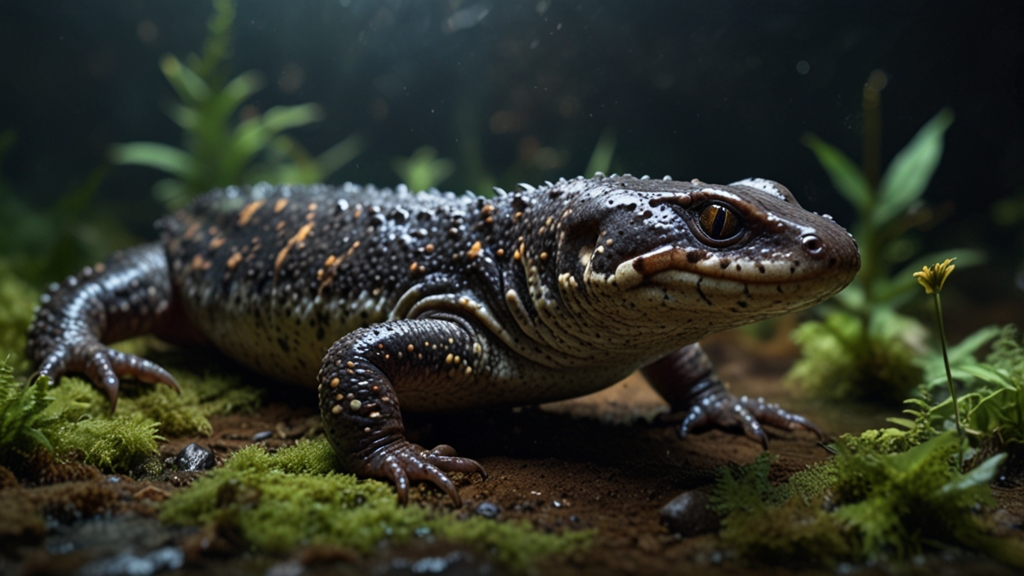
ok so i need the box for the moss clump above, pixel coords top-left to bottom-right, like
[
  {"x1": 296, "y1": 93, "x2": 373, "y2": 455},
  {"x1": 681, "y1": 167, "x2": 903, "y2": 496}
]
[
  {"x1": 1, "y1": 365, "x2": 161, "y2": 473},
  {"x1": 47, "y1": 413, "x2": 161, "y2": 472},
  {"x1": 116, "y1": 367, "x2": 262, "y2": 438},
  {"x1": 786, "y1": 311, "x2": 922, "y2": 403},
  {"x1": 712, "y1": 433, "x2": 1021, "y2": 566},
  {"x1": 162, "y1": 439, "x2": 591, "y2": 570}
]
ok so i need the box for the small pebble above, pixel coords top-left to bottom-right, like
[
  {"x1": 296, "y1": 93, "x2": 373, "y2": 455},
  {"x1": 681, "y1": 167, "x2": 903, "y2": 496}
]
[
  {"x1": 174, "y1": 443, "x2": 216, "y2": 472},
  {"x1": 251, "y1": 430, "x2": 274, "y2": 442},
  {"x1": 659, "y1": 489, "x2": 720, "y2": 537},
  {"x1": 474, "y1": 502, "x2": 500, "y2": 518}
]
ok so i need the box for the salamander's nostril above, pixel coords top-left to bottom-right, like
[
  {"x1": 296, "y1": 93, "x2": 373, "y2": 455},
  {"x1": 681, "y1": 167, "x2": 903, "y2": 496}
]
[{"x1": 802, "y1": 234, "x2": 824, "y2": 255}]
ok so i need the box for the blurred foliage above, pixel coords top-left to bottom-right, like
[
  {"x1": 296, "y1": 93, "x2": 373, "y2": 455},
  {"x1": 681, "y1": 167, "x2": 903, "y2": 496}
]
[
  {"x1": 110, "y1": 0, "x2": 362, "y2": 209},
  {"x1": 392, "y1": 146, "x2": 455, "y2": 192},
  {"x1": 0, "y1": 132, "x2": 133, "y2": 286},
  {"x1": 584, "y1": 127, "x2": 617, "y2": 178},
  {"x1": 788, "y1": 107, "x2": 983, "y2": 402},
  {"x1": 0, "y1": 261, "x2": 38, "y2": 373},
  {"x1": 712, "y1": 433, "x2": 1022, "y2": 566},
  {"x1": 162, "y1": 438, "x2": 592, "y2": 568}
]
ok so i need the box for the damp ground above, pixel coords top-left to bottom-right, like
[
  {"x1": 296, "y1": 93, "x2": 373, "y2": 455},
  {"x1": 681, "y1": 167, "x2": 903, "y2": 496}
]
[{"x1": 2, "y1": 328, "x2": 1023, "y2": 576}]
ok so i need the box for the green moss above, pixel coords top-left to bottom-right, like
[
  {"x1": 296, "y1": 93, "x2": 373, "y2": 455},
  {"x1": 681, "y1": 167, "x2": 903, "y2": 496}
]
[
  {"x1": 162, "y1": 439, "x2": 590, "y2": 570},
  {"x1": 48, "y1": 412, "x2": 160, "y2": 472},
  {"x1": 711, "y1": 433, "x2": 1021, "y2": 566},
  {"x1": 119, "y1": 385, "x2": 211, "y2": 437}
]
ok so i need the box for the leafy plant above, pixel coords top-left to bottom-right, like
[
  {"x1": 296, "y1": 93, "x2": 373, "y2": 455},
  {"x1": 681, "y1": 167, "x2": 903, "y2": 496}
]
[
  {"x1": 110, "y1": 0, "x2": 363, "y2": 208},
  {"x1": 0, "y1": 360, "x2": 55, "y2": 456},
  {"x1": 921, "y1": 325, "x2": 1024, "y2": 448},
  {"x1": 788, "y1": 103, "x2": 983, "y2": 402}
]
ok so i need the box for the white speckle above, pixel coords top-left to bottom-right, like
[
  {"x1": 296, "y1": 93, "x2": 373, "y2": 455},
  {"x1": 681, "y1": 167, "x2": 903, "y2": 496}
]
[{"x1": 730, "y1": 178, "x2": 787, "y2": 200}]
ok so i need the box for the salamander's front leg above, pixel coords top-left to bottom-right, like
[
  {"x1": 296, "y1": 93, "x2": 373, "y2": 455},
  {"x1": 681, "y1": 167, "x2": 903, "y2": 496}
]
[
  {"x1": 642, "y1": 343, "x2": 822, "y2": 448},
  {"x1": 26, "y1": 243, "x2": 183, "y2": 409},
  {"x1": 318, "y1": 317, "x2": 487, "y2": 506}
]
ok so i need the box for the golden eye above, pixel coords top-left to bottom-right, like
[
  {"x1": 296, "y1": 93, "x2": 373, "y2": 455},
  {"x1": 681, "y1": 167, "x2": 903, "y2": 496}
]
[{"x1": 698, "y1": 204, "x2": 742, "y2": 241}]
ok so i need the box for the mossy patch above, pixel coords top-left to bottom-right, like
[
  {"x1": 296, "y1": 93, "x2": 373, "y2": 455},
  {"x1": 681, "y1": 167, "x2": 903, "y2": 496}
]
[
  {"x1": 712, "y1": 432, "x2": 1023, "y2": 567},
  {"x1": 162, "y1": 439, "x2": 591, "y2": 570},
  {"x1": 1, "y1": 348, "x2": 264, "y2": 474}
]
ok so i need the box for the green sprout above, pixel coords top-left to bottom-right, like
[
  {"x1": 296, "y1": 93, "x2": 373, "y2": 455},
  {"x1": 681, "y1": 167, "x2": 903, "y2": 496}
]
[{"x1": 111, "y1": 0, "x2": 362, "y2": 208}]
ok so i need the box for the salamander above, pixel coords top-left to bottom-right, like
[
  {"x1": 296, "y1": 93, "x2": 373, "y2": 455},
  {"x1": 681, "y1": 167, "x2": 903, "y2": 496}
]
[{"x1": 27, "y1": 174, "x2": 860, "y2": 505}]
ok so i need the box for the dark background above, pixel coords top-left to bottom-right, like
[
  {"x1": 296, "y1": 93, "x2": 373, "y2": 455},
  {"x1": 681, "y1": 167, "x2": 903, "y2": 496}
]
[{"x1": 1, "y1": 0, "x2": 1023, "y2": 299}]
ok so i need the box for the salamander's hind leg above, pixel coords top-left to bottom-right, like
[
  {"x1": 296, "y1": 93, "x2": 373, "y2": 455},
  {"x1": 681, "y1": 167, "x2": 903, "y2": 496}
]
[
  {"x1": 642, "y1": 343, "x2": 822, "y2": 448},
  {"x1": 26, "y1": 243, "x2": 184, "y2": 409},
  {"x1": 318, "y1": 317, "x2": 487, "y2": 506}
]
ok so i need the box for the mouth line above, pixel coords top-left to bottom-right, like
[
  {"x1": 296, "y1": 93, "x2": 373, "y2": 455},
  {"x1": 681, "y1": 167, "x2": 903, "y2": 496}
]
[{"x1": 625, "y1": 245, "x2": 834, "y2": 286}]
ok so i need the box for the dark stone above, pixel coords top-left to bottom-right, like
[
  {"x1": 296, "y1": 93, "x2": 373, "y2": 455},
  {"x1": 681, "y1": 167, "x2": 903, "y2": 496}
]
[
  {"x1": 474, "y1": 502, "x2": 500, "y2": 518},
  {"x1": 659, "y1": 489, "x2": 720, "y2": 537},
  {"x1": 174, "y1": 443, "x2": 216, "y2": 472}
]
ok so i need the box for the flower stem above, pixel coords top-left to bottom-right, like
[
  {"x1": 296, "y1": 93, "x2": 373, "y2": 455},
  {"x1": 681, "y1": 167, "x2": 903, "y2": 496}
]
[{"x1": 933, "y1": 292, "x2": 963, "y2": 467}]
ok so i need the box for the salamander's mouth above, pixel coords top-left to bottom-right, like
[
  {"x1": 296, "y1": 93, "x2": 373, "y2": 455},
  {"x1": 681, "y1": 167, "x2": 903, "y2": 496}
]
[{"x1": 613, "y1": 245, "x2": 858, "y2": 288}]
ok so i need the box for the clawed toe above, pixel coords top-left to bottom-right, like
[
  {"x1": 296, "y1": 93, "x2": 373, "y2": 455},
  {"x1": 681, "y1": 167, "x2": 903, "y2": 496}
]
[
  {"x1": 676, "y1": 393, "x2": 822, "y2": 448},
  {"x1": 368, "y1": 441, "x2": 486, "y2": 506},
  {"x1": 35, "y1": 344, "x2": 179, "y2": 411}
]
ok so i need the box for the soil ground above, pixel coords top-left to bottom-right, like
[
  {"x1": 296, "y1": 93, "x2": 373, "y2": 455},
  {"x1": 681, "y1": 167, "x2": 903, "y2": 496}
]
[{"x1": 2, "y1": 325, "x2": 1023, "y2": 576}]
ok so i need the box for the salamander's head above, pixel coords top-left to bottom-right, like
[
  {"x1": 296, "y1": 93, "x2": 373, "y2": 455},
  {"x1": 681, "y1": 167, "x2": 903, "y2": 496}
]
[{"x1": 537, "y1": 174, "x2": 860, "y2": 345}]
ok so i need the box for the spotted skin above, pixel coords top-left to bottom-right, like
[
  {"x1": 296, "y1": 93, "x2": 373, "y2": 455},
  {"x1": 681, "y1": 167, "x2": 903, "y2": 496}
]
[{"x1": 27, "y1": 175, "x2": 860, "y2": 506}]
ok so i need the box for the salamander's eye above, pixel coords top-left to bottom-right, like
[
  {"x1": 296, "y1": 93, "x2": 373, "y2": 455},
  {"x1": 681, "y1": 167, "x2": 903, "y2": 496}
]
[{"x1": 698, "y1": 203, "x2": 742, "y2": 241}]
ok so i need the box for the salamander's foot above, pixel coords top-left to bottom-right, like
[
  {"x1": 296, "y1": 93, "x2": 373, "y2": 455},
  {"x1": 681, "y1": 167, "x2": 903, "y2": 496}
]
[
  {"x1": 34, "y1": 342, "x2": 179, "y2": 411},
  {"x1": 669, "y1": 390, "x2": 823, "y2": 448},
  {"x1": 360, "y1": 440, "x2": 486, "y2": 506}
]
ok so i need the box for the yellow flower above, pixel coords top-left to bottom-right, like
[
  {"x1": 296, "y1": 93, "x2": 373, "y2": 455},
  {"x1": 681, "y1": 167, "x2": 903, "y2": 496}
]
[{"x1": 913, "y1": 258, "x2": 956, "y2": 294}]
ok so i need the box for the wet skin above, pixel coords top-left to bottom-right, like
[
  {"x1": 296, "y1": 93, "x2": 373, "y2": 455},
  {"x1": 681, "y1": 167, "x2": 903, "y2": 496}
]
[{"x1": 27, "y1": 174, "x2": 860, "y2": 505}]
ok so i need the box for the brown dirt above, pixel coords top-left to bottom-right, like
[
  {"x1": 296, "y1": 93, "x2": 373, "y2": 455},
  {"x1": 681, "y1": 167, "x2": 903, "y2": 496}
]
[{"x1": 3, "y1": 328, "x2": 1023, "y2": 575}]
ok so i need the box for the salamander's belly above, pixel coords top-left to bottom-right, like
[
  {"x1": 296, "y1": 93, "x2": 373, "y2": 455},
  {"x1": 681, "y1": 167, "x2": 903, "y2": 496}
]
[{"x1": 179, "y1": 282, "x2": 393, "y2": 386}]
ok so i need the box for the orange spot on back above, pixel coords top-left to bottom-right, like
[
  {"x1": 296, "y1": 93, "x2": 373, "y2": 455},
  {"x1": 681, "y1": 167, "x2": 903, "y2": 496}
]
[
  {"x1": 226, "y1": 252, "x2": 243, "y2": 270},
  {"x1": 274, "y1": 222, "x2": 316, "y2": 280},
  {"x1": 238, "y1": 201, "x2": 265, "y2": 226},
  {"x1": 274, "y1": 198, "x2": 288, "y2": 213},
  {"x1": 184, "y1": 222, "x2": 202, "y2": 241},
  {"x1": 208, "y1": 237, "x2": 226, "y2": 250},
  {"x1": 467, "y1": 241, "x2": 482, "y2": 260}
]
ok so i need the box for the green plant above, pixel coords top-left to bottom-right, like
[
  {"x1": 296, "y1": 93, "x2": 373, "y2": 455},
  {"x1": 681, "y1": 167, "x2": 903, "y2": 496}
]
[
  {"x1": 788, "y1": 98, "x2": 982, "y2": 402},
  {"x1": 110, "y1": 0, "x2": 362, "y2": 208},
  {"x1": 920, "y1": 325, "x2": 1024, "y2": 449},
  {"x1": 712, "y1": 433, "x2": 1020, "y2": 566},
  {"x1": 0, "y1": 360, "x2": 55, "y2": 456}
]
